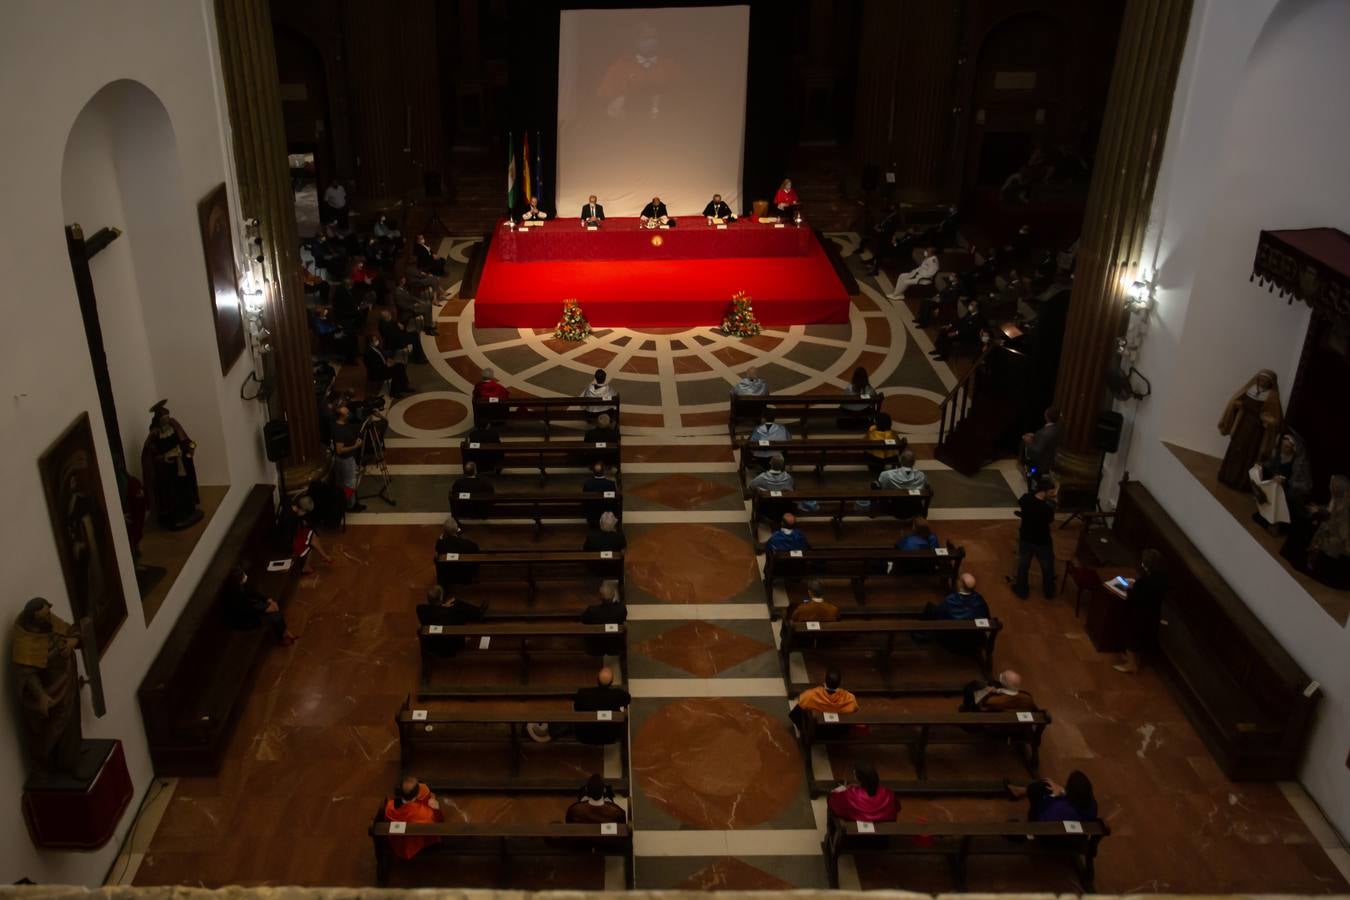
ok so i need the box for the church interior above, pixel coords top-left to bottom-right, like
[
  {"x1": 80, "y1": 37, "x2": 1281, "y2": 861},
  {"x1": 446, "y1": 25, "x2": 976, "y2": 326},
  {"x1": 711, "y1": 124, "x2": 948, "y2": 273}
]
[{"x1": 3, "y1": 0, "x2": 1350, "y2": 896}]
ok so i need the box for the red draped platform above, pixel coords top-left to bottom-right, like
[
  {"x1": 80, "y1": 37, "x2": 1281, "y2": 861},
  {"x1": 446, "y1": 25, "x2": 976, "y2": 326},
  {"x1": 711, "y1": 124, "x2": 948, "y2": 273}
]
[{"x1": 473, "y1": 217, "x2": 851, "y2": 328}]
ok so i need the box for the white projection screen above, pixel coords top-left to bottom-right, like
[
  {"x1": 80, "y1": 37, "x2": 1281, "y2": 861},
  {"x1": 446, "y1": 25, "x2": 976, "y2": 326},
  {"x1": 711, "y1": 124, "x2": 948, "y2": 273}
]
[{"x1": 556, "y1": 5, "x2": 749, "y2": 218}]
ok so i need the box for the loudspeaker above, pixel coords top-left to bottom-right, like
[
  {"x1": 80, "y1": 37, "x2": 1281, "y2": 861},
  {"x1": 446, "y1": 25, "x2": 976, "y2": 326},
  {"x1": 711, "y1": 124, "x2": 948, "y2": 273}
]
[
  {"x1": 1094, "y1": 410, "x2": 1124, "y2": 454},
  {"x1": 263, "y1": 420, "x2": 291, "y2": 462}
]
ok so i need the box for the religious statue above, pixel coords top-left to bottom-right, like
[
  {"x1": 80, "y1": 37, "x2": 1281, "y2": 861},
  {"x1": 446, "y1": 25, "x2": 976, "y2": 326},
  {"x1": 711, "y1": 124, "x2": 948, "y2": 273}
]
[
  {"x1": 141, "y1": 399, "x2": 201, "y2": 530},
  {"x1": 1217, "y1": 369, "x2": 1283, "y2": 489},
  {"x1": 11, "y1": 598, "x2": 84, "y2": 775}
]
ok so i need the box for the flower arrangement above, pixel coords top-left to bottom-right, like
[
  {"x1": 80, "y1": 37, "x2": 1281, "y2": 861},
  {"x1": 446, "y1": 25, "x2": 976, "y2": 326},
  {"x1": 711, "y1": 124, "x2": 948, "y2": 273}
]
[
  {"x1": 554, "y1": 298, "x2": 591, "y2": 342},
  {"x1": 720, "y1": 291, "x2": 761, "y2": 338}
]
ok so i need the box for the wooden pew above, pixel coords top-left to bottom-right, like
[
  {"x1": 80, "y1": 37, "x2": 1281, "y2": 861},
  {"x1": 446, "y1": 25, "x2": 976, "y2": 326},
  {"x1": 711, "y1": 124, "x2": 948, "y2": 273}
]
[
  {"x1": 728, "y1": 392, "x2": 883, "y2": 440},
  {"x1": 396, "y1": 702, "x2": 630, "y2": 787},
  {"x1": 763, "y1": 544, "x2": 965, "y2": 614},
  {"x1": 460, "y1": 439, "x2": 621, "y2": 483},
  {"x1": 823, "y1": 814, "x2": 1109, "y2": 892},
  {"x1": 436, "y1": 550, "x2": 623, "y2": 603},
  {"x1": 444, "y1": 494, "x2": 622, "y2": 538},
  {"x1": 782, "y1": 618, "x2": 1000, "y2": 682},
  {"x1": 370, "y1": 819, "x2": 633, "y2": 888},
  {"x1": 137, "y1": 484, "x2": 304, "y2": 775},
  {"x1": 473, "y1": 395, "x2": 621, "y2": 437},
  {"x1": 750, "y1": 488, "x2": 934, "y2": 544},
  {"x1": 799, "y1": 708, "x2": 1049, "y2": 786},
  {"x1": 736, "y1": 437, "x2": 908, "y2": 491},
  {"x1": 418, "y1": 621, "x2": 627, "y2": 685}
]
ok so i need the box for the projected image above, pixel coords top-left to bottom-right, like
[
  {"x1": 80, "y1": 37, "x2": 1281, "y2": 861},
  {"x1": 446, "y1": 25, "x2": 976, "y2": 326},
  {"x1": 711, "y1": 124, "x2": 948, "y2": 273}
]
[{"x1": 557, "y1": 6, "x2": 749, "y2": 217}]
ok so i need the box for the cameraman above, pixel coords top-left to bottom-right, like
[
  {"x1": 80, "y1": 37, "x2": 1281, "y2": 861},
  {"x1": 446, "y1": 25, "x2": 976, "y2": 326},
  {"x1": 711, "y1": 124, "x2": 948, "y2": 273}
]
[{"x1": 331, "y1": 402, "x2": 366, "y2": 513}]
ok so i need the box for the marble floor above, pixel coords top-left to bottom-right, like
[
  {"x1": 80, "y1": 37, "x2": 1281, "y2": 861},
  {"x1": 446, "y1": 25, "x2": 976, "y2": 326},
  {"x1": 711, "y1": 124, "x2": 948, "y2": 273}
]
[{"x1": 124, "y1": 236, "x2": 1350, "y2": 893}]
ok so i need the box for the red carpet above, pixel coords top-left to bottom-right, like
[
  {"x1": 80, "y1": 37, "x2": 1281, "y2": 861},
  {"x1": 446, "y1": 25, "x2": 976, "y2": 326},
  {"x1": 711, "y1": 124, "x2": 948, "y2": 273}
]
[{"x1": 473, "y1": 218, "x2": 851, "y2": 328}]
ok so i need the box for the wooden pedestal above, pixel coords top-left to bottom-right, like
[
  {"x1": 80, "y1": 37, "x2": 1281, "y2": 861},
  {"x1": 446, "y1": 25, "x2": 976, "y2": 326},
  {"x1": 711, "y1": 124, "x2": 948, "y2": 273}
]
[{"x1": 22, "y1": 738, "x2": 133, "y2": 850}]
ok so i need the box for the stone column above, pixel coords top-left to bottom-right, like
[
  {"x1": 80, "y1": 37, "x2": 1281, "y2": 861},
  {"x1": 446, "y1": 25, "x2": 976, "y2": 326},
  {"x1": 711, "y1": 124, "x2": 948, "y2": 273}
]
[
  {"x1": 216, "y1": 0, "x2": 325, "y2": 478},
  {"x1": 852, "y1": 0, "x2": 962, "y2": 202},
  {"x1": 1052, "y1": 0, "x2": 1193, "y2": 484}
]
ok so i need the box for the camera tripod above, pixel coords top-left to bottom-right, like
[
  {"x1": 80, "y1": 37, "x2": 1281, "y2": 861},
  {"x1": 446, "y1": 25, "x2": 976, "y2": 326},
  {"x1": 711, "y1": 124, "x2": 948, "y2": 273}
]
[{"x1": 355, "y1": 412, "x2": 395, "y2": 507}]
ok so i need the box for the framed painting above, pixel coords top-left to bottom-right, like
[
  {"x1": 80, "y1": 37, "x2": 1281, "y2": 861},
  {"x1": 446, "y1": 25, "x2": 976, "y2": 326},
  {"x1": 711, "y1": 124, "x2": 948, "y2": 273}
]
[
  {"x1": 38, "y1": 413, "x2": 127, "y2": 656},
  {"x1": 198, "y1": 183, "x2": 246, "y2": 374}
]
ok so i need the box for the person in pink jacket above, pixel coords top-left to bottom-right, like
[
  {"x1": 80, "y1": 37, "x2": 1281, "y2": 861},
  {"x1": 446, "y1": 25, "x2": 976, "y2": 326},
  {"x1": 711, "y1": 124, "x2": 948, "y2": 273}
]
[{"x1": 827, "y1": 761, "x2": 898, "y2": 822}]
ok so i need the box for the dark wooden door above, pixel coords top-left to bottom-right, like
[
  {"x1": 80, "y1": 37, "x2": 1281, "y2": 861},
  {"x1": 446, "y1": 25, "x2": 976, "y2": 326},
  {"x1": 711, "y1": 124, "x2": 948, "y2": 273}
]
[{"x1": 1287, "y1": 313, "x2": 1350, "y2": 498}]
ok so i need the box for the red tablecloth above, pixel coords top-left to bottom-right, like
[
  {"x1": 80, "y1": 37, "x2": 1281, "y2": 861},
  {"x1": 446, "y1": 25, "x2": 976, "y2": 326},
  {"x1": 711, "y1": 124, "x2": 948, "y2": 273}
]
[{"x1": 496, "y1": 217, "x2": 814, "y2": 261}]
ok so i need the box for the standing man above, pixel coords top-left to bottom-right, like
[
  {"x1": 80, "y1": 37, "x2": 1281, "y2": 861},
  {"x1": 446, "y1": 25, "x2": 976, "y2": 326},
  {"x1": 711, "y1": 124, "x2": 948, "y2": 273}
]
[
  {"x1": 702, "y1": 193, "x2": 735, "y2": 223},
  {"x1": 330, "y1": 402, "x2": 366, "y2": 513},
  {"x1": 581, "y1": 195, "x2": 606, "y2": 225},
  {"x1": 322, "y1": 180, "x2": 348, "y2": 230},
  {"x1": 640, "y1": 196, "x2": 675, "y2": 227},
  {"x1": 1012, "y1": 477, "x2": 1057, "y2": 599},
  {"x1": 1022, "y1": 406, "x2": 1061, "y2": 480}
]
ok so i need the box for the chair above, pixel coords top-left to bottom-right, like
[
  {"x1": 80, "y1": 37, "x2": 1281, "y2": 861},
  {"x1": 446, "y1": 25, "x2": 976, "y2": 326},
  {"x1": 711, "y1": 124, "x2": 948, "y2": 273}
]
[{"x1": 1062, "y1": 563, "x2": 1102, "y2": 618}]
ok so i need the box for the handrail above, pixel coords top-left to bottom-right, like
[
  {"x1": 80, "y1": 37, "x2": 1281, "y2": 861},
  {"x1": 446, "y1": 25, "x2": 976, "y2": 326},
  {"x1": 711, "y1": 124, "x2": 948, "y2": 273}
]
[{"x1": 936, "y1": 347, "x2": 991, "y2": 446}]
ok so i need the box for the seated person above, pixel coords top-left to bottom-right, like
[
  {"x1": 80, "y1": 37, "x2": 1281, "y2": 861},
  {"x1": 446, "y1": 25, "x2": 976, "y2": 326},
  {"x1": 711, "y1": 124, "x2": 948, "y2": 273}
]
[
  {"x1": 449, "y1": 460, "x2": 494, "y2": 520},
  {"x1": 582, "y1": 462, "x2": 620, "y2": 527},
  {"x1": 585, "y1": 413, "x2": 620, "y2": 444},
  {"x1": 1298, "y1": 474, "x2": 1350, "y2": 588},
  {"x1": 750, "y1": 454, "x2": 794, "y2": 522},
  {"x1": 896, "y1": 516, "x2": 939, "y2": 551},
  {"x1": 383, "y1": 774, "x2": 444, "y2": 860},
  {"x1": 472, "y1": 367, "x2": 510, "y2": 405},
  {"x1": 639, "y1": 196, "x2": 676, "y2": 227},
  {"x1": 749, "y1": 411, "x2": 790, "y2": 466},
  {"x1": 581, "y1": 580, "x2": 626, "y2": 655},
  {"x1": 521, "y1": 197, "x2": 548, "y2": 221},
  {"x1": 931, "y1": 298, "x2": 984, "y2": 361},
  {"x1": 1007, "y1": 771, "x2": 1098, "y2": 823},
  {"x1": 466, "y1": 421, "x2": 504, "y2": 473},
  {"x1": 583, "y1": 368, "x2": 616, "y2": 416},
  {"x1": 528, "y1": 667, "x2": 631, "y2": 744},
  {"x1": 885, "y1": 245, "x2": 938, "y2": 300},
  {"x1": 364, "y1": 334, "x2": 413, "y2": 397},
  {"x1": 796, "y1": 668, "x2": 858, "y2": 713},
  {"x1": 222, "y1": 567, "x2": 295, "y2": 645},
  {"x1": 877, "y1": 449, "x2": 927, "y2": 491},
  {"x1": 765, "y1": 512, "x2": 811, "y2": 553},
  {"x1": 702, "y1": 193, "x2": 735, "y2": 223},
  {"x1": 827, "y1": 762, "x2": 898, "y2": 823},
  {"x1": 433, "y1": 516, "x2": 480, "y2": 587},
  {"x1": 374, "y1": 214, "x2": 403, "y2": 243},
  {"x1": 583, "y1": 511, "x2": 627, "y2": 553},
  {"x1": 773, "y1": 178, "x2": 799, "y2": 221},
  {"x1": 566, "y1": 774, "x2": 627, "y2": 824},
  {"x1": 581, "y1": 195, "x2": 605, "y2": 225},
  {"x1": 733, "y1": 366, "x2": 768, "y2": 396},
  {"x1": 413, "y1": 234, "x2": 446, "y2": 276},
  {"x1": 923, "y1": 573, "x2": 989, "y2": 653},
  {"x1": 866, "y1": 412, "x2": 902, "y2": 473},
  {"x1": 416, "y1": 585, "x2": 487, "y2": 656},
  {"x1": 789, "y1": 579, "x2": 840, "y2": 624},
  {"x1": 960, "y1": 669, "x2": 1037, "y2": 713},
  {"x1": 287, "y1": 496, "x2": 334, "y2": 569},
  {"x1": 376, "y1": 308, "x2": 417, "y2": 361}
]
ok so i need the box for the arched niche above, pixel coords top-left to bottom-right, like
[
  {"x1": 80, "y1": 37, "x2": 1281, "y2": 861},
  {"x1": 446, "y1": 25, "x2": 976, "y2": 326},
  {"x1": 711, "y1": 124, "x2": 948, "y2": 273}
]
[{"x1": 60, "y1": 80, "x2": 231, "y2": 599}]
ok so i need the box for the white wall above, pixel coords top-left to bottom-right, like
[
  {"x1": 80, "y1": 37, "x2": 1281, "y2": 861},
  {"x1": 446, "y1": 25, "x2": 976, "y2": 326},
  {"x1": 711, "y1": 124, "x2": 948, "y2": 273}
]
[
  {"x1": 1116, "y1": 0, "x2": 1350, "y2": 841},
  {"x1": 0, "y1": 0, "x2": 271, "y2": 885}
]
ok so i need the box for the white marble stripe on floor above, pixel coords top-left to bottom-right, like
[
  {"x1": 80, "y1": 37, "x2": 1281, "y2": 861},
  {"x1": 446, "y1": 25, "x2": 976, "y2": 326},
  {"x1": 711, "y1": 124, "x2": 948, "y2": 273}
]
[
  {"x1": 632, "y1": 828, "x2": 824, "y2": 856},
  {"x1": 624, "y1": 603, "x2": 767, "y2": 620},
  {"x1": 627, "y1": 677, "x2": 786, "y2": 698},
  {"x1": 623, "y1": 510, "x2": 748, "y2": 524},
  {"x1": 925, "y1": 507, "x2": 1019, "y2": 520}
]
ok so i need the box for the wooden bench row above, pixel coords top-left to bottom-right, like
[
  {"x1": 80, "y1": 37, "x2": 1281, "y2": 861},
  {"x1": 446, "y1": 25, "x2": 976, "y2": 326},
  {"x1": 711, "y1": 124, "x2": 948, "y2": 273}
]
[
  {"x1": 446, "y1": 494, "x2": 622, "y2": 538},
  {"x1": 763, "y1": 544, "x2": 964, "y2": 613},
  {"x1": 824, "y1": 813, "x2": 1109, "y2": 892},
  {"x1": 751, "y1": 488, "x2": 934, "y2": 545},
  {"x1": 737, "y1": 437, "x2": 908, "y2": 491},
  {"x1": 459, "y1": 439, "x2": 621, "y2": 482},
  {"x1": 473, "y1": 396, "x2": 620, "y2": 437},
  {"x1": 418, "y1": 622, "x2": 627, "y2": 687},
  {"x1": 782, "y1": 616, "x2": 1000, "y2": 683},
  {"x1": 435, "y1": 550, "x2": 623, "y2": 600},
  {"x1": 729, "y1": 392, "x2": 883, "y2": 439}
]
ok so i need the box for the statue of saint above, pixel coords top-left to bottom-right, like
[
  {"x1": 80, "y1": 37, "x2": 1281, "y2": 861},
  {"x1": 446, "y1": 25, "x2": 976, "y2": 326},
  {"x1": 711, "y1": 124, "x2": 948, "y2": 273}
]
[
  {"x1": 1217, "y1": 369, "x2": 1283, "y2": 489},
  {"x1": 11, "y1": 598, "x2": 83, "y2": 775},
  {"x1": 141, "y1": 399, "x2": 201, "y2": 530}
]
